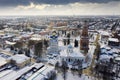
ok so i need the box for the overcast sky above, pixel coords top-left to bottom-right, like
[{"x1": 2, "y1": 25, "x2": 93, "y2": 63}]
[{"x1": 0, "y1": 0, "x2": 120, "y2": 16}]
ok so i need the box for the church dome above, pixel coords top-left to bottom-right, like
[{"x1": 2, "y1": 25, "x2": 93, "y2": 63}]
[{"x1": 67, "y1": 44, "x2": 73, "y2": 49}]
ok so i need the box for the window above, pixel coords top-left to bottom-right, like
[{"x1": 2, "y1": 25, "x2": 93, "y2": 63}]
[{"x1": 69, "y1": 58, "x2": 70, "y2": 62}]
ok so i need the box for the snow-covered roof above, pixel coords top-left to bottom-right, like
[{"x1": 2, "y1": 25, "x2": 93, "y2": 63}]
[
  {"x1": 0, "y1": 32, "x2": 5, "y2": 36},
  {"x1": 100, "y1": 44, "x2": 107, "y2": 48},
  {"x1": 1, "y1": 34, "x2": 15, "y2": 39},
  {"x1": 99, "y1": 30, "x2": 110, "y2": 36},
  {"x1": 108, "y1": 38, "x2": 119, "y2": 42},
  {"x1": 42, "y1": 66, "x2": 54, "y2": 76},
  {"x1": 30, "y1": 37, "x2": 42, "y2": 41},
  {"x1": 33, "y1": 63, "x2": 44, "y2": 69},
  {"x1": 5, "y1": 40, "x2": 16, "y2": 45},
  {"x1": 115, "y1": 57, "x2": 120, "y2": 61},
  {"x1": 118, "y1": 34, "x2": 120, "y2": 36},
  {"x1": 76, "y1": 36, "x2": 80, "y2": 40},
  {"x1": 100, "y1": 54, "x2": 113, "y2": 60},
  {"x1": 31, "y1": 74, "x2": 44, "y2": 80},
  {"x1": 28, "y1": 66, "x2": 54, "y2": 80},
  {"x1": 30, "y1": 34, "x2": 42, "y2": 41},
  {"x1": 8, "y1": 54, "x2": 30, "y2": 64},
  {"x1": 60, "y1": 48, "x2": 84, "y2": 58},
  {"x1": 13, "y1": 36, "x2": 22, "y2": 41},
  {"x1": 21, "y1": 34, "x2": 31, "y2": 38},
  {"x1": 28, "y1": 66, "x2": 47, "y2": 80},
  {"x1": 67, "y1": 44, "x2": 73, "y2": 49},
  {"x1": 0, "y1": 63, "x2": 43, "y2": 80},
  {"x1": 0, "y1": 57, "x2": 7, "y2": 67}
]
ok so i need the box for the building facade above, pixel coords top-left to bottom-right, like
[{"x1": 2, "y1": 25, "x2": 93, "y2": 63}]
[
  {"x1": 47, "y1": 31, "x2": 59, "y2": 55},
  {"x1": 60, "y1": 45, "x2": 84, "y2": 65}
]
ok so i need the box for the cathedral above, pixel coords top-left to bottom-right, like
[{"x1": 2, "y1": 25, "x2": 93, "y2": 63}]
[{"x1": 59, "y1": 21, "x2": 90, "y2": 67}]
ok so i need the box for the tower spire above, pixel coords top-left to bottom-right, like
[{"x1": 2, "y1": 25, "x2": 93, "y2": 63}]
[{"x1": 80, "y1": 21, "x2": 89, "y2": 56}]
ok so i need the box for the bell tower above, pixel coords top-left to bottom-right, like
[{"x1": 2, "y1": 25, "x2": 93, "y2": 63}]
[{"x1": 80, "y1": 21, "x2": 89, "y2": 56}]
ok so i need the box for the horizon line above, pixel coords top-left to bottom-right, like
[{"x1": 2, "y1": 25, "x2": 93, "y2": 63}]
[{"x1": 0, "y1": 14, "x2": 120, "y2": 17}]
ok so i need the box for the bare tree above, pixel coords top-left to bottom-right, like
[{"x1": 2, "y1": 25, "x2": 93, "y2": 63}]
[
  {"x1": 61, "y1": 60, "x2": 68, "y2": 80},
  {"x1": 78, "y1": 60, "x2": 83, "y2": 77},
  {"x1": 14, "y1": 41, "x2": 23, "y2": 49},
  {"x1": 34, "y1": 42, "x2": 43, "y2": 57},
  {"x1": 55, "y1": 61, "x2": 60, "y2": 71},
  {"x1": 46, "y1": 70, "x2": 56, "y2": 80},
  {"x1": 63, "y1": 39, "x2": 67, "y2": 46}
]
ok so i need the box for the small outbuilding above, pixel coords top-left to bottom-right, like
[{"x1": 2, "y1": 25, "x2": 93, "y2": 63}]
[{"x1": 7, "y1": 54, "x2": 30, "y2": 68}]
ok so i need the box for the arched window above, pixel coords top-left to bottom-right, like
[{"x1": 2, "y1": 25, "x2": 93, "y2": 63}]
[
  {"x1": 69, "y1": 58, "x2": 71, "y2": 62},
  {"x1": 83, "y1": 43, "x2": 87, "y2": 48}
]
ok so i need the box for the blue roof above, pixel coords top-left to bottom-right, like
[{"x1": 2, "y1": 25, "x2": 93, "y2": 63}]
[{"x1": 68, "y1": 45, "x2": 73, "y2": 49}]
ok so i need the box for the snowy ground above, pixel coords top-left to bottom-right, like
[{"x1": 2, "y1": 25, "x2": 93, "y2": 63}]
[{"x1": 56, "y1": 70, "x2": 96, "y2": 80}]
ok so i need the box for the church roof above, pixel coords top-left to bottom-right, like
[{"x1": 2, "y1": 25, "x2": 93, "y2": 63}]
[
  {"x1": 60, "y1": 47, "x2": 84, "y2": 58},
  {"x1": 67, "y1": 44, "x2": 73, "y2": 49}
]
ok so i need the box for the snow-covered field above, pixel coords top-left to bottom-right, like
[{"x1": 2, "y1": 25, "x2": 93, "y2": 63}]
[{"x1": 56, "y1": 70, "x2": 95, "y2": 80}]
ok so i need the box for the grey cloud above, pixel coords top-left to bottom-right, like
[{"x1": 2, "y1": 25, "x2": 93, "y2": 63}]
[{"x1": 0, "y1": 0, "x2": 119, "y2": 7}]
